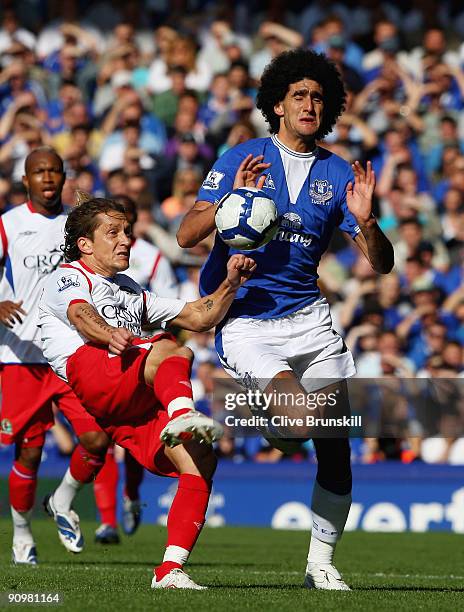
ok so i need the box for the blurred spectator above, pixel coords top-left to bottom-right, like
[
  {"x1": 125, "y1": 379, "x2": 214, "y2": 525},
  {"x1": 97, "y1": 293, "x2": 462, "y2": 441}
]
[
  {"x1": 198, "y1": 20, "x2": 251, "y2": 75},
  {"x1": 198, "y1": 73, "x2": 238, "y2": 136},
  {"x1": 46, "y1": 44, "x2": 90, "y2": 101},
  {"x1": 164, "y1": 133, "x2": 211, "y2": 190},
  {"x1": 308, "y1": 14, "x2": 364, "y2": 72},
  {"x1": 147, "y1": 34, "x2": 212, "y2": 94},
  {"x1": 394, "y1": 218, "x2": 449, "y2": 274},
  {"x1": 250, "y1": 22, "x2": 303, "y2": 81},
  {"x1": 362, "y1": 20, "x2": 400, "y2": 78},
  {"x1": 0, "y1": 60, "x2": 46, "y2": 117},
  {"x1": 0, "y1": 9, "x2": 36, "y2": 57},
  {"x1": 325, "y1": 34, "x2": 364, "y2": 94},
  {"x1": 151, "y1": 66, "x2": 189, "y2": 128},
  {"x1": 160, "y1": 168, "x2": 202, "y2": 230}
]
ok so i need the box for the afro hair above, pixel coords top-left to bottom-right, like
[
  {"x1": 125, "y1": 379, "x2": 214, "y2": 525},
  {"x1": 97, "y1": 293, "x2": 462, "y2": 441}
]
[{"x1": 256, "y1": 49, "x2": 346, "y2": 139}]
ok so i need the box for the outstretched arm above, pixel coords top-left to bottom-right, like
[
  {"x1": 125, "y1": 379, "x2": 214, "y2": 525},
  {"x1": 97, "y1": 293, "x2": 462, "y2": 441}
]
[
  {"x1": 169, "y1": 254, "x2": 256, "y2": 331},
  {"x1": 347, "y1": 161, "x2": 394, "y2": 274}
]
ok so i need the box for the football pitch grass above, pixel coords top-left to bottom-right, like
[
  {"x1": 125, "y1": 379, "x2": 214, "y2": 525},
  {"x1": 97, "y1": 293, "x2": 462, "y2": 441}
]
[{"x1": 1, "y1": 519, "x2": 463, "y2": 611}]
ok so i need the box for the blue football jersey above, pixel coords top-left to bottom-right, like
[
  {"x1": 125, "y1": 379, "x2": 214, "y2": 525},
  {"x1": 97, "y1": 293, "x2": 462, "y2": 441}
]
[{"x1": 197, "y1": 136, "x2": 360, "y2": 320}]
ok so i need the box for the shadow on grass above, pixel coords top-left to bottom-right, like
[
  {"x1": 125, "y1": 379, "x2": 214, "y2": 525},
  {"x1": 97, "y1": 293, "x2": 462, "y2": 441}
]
[
  {"x1": 207, "y1": 584, "x2": 303, "y2": 590},
  {"x1": 353, "y1": 585, "x2": 464, "y2": 593},
  {"x1": 42, "y1": 560, "x2": 258, "y2": 569}
]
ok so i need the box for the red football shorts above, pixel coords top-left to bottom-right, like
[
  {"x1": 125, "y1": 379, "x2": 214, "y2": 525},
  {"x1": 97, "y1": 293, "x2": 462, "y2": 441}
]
[
  {"x1": 0, "y1": 364, "x2": 102, "y2": 448},
  {"x1": 66, "y1": 334, "x2": 179, "y2": 477}
]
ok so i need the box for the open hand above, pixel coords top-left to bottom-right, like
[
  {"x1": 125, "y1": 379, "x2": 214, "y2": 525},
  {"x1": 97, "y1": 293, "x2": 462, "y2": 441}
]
[
  {"x1": 0, "y1": 300, "x2": 26, "y2": 328},
  {"x1": 233, "y1": 154, "x2": 271, "y2": 190},
  {"x1": 226, "y1": 254, "x2": 257, "y2": 288},
  {"x1": 346, "y1": 161, "x2": 375, "y2": 224}
]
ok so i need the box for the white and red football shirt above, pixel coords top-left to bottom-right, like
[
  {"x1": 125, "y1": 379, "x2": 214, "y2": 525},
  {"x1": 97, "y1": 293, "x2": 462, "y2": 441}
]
[
  {"x1": 39, "y1": 260, "x2": 186, "y2": 380},
  {"x1": 0, "y1": 202, "x2": 67, "y2": 364},
  {"x1": 126, "y1": 238, "x2": 178, "y2": 298}
]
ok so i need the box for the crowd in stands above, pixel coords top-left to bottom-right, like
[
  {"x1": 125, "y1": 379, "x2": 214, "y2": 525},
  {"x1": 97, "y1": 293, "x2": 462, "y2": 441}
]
[{"x1": 1, "y1": 0, "x2": 464, "y2": 464}]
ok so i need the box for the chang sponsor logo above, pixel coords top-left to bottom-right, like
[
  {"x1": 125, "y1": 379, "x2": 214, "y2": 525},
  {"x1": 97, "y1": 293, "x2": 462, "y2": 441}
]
[{"x1": 273, "y1": 212, "x2": 312, "y2": 247}]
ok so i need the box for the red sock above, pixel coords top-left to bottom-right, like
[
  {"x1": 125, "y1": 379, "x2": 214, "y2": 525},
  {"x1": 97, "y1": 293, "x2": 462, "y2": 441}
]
[
  {"x1": 155, "y1": 474, "x2": 211, "y2": 580},
  {"x1": 153, "y1": 356, "x2": 194, "y2": 420},
  {"x1": 9, "y1": 461, "x2": 37, "y2": 512},
  {"x1": 94, "y1": 447, "x2": 118, "y2": 527},
  {"x1": 70, "y1": 444, "x2": 105, "y2": 484},
  {"x1": 124, "y1": 452, "x2": 144, "y2": 501}
]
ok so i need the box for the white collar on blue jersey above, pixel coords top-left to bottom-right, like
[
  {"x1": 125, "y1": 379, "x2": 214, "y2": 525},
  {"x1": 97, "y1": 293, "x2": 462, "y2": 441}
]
[{"x1": 271, "y1": 134, "x2": 318, "y2": 159}]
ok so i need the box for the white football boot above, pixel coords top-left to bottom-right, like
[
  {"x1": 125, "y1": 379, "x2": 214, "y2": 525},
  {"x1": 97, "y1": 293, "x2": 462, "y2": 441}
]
[
  {"x1": 304, "y1": 562, "x2": 351, "y2": 591},
  {"x1": 12, "y1": 542, "x2": 38, "y2": 565},
  {"x1": 43, "y1": 493, "x2": 84, "y2": 553},
  {"x1": 151, "y1": 568, "x2": 207, "y2": 590},
  {"x1": 160, "y1": 411, "x2": 224, "y2": 448}
]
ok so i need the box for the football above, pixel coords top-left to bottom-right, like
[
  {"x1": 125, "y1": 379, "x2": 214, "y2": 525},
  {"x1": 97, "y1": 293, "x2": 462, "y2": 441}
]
[{"x1": 214, "y1": 187, "x2": 279, "y2": 251}]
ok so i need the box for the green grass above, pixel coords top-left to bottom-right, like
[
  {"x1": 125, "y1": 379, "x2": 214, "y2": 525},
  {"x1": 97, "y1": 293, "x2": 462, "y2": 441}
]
[{"x1": 1, "y1": 519, "x2": 463, "y2": 611}]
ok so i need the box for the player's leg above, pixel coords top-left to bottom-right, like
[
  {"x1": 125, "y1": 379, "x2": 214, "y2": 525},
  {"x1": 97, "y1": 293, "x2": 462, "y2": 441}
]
[
  {"x1": 94, "y1": 445, "x2": 120, "y2": 544},
  {"x1": 44, "y1": 429, "x2": 109, "y2": 552},
  {"x1": 0, "y1": 365, "x2": 55, "y2": 565},
  {"x1": 10, "y1": 439, "x2": 43, "y2": 564},
  {"x1": 44, "y1": 377, "x2": 109, "y2": 553},
  {"x1": 122, "y1": 451, "x2": 144, "y2": 535},
  {"x1": 66, "y1": 428, "x2": 109, "y2": 508},
  {"x1": 284, "y1": 302, "x2": 354, "y2": 589},
  {"x1": 151, "y1": 441, "x2": 217, "y2": 590},
  {"x1": 306, "y1": 435, "x2": 352, "y2": 590},
  {"x1": 143, "y1": 338, "x2": 223, "y2": 446},
  {"x1": 262, "y1": 373, "x2": 352, "y2": 590},
  {"x1": 285, "y1": 375, "x2": 351, "y2": 591}
]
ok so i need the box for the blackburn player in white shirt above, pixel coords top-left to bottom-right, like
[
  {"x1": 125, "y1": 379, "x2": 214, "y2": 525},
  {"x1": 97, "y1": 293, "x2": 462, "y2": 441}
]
[
  {"x1": 177, "y1": 49, "x2": 394, "y2": 590},
  {"x1": 0, "y1": 148, "x2": 113, "y2": 564},
  {"x1": 82, "y1": 193, "x2": 179, "y2": 544},
  {"x1": 38, "y1": 196, "x2": 255, "y2": 589}
]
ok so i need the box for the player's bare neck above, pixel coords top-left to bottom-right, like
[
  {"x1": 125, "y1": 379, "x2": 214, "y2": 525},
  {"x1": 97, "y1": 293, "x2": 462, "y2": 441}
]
[
  {"x1": 81, "y1": 255, "x2": 117, "y2": 279},
  {"x1": 276, "y1": 131, "x2": 316, "y2": 154},
  {"x1": 29, "y1": 199, "x2": 63, "y2": 217}
]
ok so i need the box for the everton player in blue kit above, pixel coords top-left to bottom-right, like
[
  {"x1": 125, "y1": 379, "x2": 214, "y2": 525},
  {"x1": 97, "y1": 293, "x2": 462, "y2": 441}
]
[{"x1": 178, "y1": 49, "x2": 394, "y2": 590}]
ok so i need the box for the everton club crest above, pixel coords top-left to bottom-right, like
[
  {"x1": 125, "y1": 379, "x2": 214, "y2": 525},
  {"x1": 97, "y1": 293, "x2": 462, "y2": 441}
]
[{"x1": 309, "y1": 179, "x2": 333, "y2": 205}]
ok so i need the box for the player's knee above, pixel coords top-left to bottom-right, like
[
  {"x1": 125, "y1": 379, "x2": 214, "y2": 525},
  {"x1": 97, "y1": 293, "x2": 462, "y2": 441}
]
[
  {"x1": 145, "y1": 339, "x2": 178, "y2": 375},
  {"x1": 16, "y1": 446, "x2": 42, "y2": 471},
  {"x1": 78, "y1": 430, "x2": 110, "y2": 457},
  {"x1": 152, "y1": 338, "x2": 179, "y2": 360},
  {"x1": 175, "y1": 345, "x2": 194, "y2": 362},
  {"x1": 145, "y1": 342, "x2": 193, "y2": 384}
]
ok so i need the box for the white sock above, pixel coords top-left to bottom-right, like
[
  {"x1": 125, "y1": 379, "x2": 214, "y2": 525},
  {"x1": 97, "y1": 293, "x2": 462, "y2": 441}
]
[
  {"x1": 11, "y1": 507, "x2": 34, "y2": 546},
  {"x1": 307, "y1": 481, "x2": 351, "y2": 566},
  {"x1": 53, "y1": 468, "x2": 83, "y2": 513},
  {"x1": 308, "y1": 535, "x2": 335, "y2": 565},
  {"x1": 167, "y1": 397, "x2": 195, "y2": 419},
  {"x1": 163, "y1": 545, "x2": 190, "y2": 566}
]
